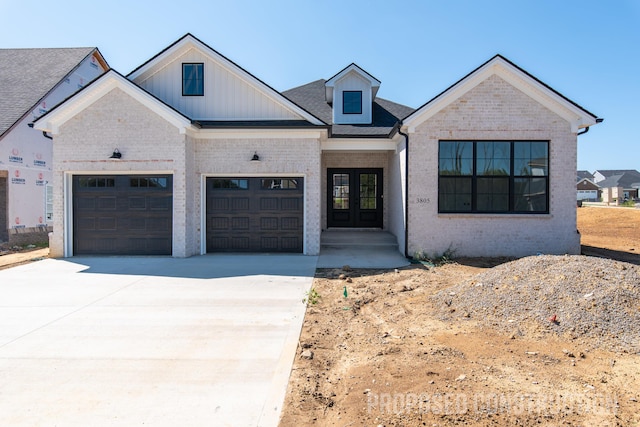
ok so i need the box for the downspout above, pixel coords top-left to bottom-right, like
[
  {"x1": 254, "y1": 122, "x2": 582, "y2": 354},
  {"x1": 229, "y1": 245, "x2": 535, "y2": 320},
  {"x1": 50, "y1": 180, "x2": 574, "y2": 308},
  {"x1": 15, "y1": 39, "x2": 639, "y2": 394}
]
[
  {"x1": 577, "y1": 118, "x2": 604, "y2": 135},
  {"x1": 397, "y1": 125, "x2": 411, "y2": 259}
]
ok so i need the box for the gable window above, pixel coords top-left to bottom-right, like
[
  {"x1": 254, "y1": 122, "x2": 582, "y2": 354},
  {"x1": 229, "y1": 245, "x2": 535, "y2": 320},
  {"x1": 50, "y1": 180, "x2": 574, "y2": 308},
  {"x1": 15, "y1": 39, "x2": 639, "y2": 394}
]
[
  {"x1": 438, "y1": 141, "x2": 549, "y2": 214},
  {"x1": 343, "y1": 91, "x2": 362, "y2": 114},
  {"x1": 182, "y1": 63, "x2": 204, "y2": 96}
]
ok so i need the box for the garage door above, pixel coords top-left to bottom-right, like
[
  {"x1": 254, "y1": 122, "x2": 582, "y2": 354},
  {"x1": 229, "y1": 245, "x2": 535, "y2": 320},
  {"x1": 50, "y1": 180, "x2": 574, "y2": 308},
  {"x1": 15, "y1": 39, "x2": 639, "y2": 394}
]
[
  {"x1": 73, "y1": 175, "x2": 172, "y2": 255},
  {"x1": 206, "y1": 177, "x2": 303, "y2": 253}
]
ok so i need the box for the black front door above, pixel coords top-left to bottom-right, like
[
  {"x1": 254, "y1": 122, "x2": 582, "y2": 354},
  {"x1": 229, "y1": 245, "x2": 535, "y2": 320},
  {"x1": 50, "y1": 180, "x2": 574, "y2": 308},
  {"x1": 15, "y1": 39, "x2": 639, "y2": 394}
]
[{"x1": 327, "y1": 168, "x2": 383, "y2": 228}]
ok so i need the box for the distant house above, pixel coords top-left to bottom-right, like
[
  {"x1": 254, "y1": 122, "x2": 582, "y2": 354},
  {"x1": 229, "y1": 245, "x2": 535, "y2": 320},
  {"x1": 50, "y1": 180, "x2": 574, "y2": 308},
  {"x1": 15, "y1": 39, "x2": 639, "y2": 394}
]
[
  {"x1": 594, "y1": 170, "x2": 640, "y2": 202},
  {"x1": 576, "y1": 177, "x2": 600, "y2": 201},
  {"x1": 577, "y1": 170, "x2": 595, "y2": 182},
  {"x1": 35, "y1": 33, "x2": 601, "y2": 259},
  {"x1": 0, "y1": 48, "x2": 108, "y2": 244}
]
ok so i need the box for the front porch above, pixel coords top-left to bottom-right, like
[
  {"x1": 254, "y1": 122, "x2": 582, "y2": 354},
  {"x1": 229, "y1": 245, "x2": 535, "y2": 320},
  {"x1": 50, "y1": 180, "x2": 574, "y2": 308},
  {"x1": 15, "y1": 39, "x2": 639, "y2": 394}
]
[{"x1": 316, "y1": 229, "x2": 409, "y2": 268}]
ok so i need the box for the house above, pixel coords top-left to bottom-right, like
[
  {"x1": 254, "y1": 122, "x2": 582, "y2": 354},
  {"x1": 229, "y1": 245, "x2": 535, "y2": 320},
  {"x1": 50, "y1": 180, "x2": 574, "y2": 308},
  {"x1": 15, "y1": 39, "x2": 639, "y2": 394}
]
[
  {"x1": 577, "y1": 170, "x2": 595, "y2": 182},
  {"x1": 594, "y1": 170, "x2": 640, "y2": 202},
  {"x1": 577, "y1": 178, "x2": 600, "y2": 202},
  {"x1": 0, "y1": 48, "x2": 108, "y2": 244},
  {"x1": 34, "y1": 34, "x2": 600, "y2": 259}
]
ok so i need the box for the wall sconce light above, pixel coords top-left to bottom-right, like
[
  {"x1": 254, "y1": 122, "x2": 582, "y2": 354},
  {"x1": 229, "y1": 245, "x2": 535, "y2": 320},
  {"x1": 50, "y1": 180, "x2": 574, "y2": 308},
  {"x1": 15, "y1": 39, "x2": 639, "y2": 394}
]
[
  {"x1": 109, "y1": 149, "x2": 122, "y2": 159},
  {"x1": 251, "y1": 151, "x2": 260, "y2": 162}
]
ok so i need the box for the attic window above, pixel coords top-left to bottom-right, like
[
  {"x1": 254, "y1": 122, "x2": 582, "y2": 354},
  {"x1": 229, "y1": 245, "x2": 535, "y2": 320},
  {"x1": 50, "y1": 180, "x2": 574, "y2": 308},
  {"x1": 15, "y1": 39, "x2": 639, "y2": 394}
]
[
  {"x1": 343, "y1": 91, "x2": 362, "y2": 114},
  {"x1": 182, "y1": 63, "x2": 204, "y2": 96}
]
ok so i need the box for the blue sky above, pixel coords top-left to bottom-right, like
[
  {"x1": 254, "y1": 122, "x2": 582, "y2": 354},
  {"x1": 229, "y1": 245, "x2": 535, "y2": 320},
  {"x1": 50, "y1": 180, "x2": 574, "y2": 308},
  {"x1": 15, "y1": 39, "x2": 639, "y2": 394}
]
[{"x1": 1, "y1": 0, "x2": 638, "y2": 172}]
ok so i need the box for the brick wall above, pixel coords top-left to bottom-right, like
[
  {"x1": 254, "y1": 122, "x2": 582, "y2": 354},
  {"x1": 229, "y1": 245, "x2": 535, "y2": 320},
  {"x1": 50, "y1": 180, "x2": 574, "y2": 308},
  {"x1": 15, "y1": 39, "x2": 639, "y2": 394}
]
[
  {"x1": 195, "y1": 137, "x2": 322, "y2": 255},
  {"x1": 52, "y1": 88, "x2": 187, "y2": 257},
  {"x1": 321, "y1": 152, "x2": 392, "y2": 230},
  {"x1": 408, "y1": 74, "x2": 580, "y2": 257},
  {"x1": 52, "y1": 87, "x2": 324, "y2": 257}
]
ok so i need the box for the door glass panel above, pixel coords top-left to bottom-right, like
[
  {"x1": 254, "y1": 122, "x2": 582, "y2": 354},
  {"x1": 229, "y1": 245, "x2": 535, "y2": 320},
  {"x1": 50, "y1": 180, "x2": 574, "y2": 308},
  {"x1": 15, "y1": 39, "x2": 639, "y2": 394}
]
[
  {"x1": 359, "y1": 173, "x2": 377, "y2": 209},
  {"x1": 332, "y1": 173, "x2": 349, "y2": 209}
]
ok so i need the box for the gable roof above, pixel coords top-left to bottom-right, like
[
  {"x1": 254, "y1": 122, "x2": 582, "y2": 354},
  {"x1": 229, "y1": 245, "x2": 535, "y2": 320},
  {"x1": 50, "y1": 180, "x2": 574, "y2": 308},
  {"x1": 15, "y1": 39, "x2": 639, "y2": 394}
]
[
  {"x1": 127, "y1": 33, "x2": 325, "y2": 126},
  {"x1": 577, "y1": 177, "x2": 599, "y2": 188},
  {"x1": 283, "y1": 79, "x2": 413, "y2": 138},
  {"x1": 402, "y1": 54, "x2": 600, "y2": 133},
  {"x1": 34, "y1": 69, "x2": 192, "y2": 134},
  {"x1": 577, "y1": 170, "x2": 595, "y2": 182},
  {"x1": 324, "y1": 63, "x2": 381, "y2": 103},
  {"x1": 596, "y1": 171, "x2": 640, "y2": 189},
  {"x1": 0, "y1": 47, "x2": 107, "y2": 138},
  {"x1": 594, "y1": 169, "x2": 640, "y2": 179}
]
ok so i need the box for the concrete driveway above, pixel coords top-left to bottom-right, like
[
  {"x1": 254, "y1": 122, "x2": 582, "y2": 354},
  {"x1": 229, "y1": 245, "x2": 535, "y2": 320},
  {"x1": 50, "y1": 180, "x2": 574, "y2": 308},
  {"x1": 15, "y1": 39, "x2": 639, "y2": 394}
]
[{"x1": 0, "y1": 254, "x2": 317, "y2": 426}]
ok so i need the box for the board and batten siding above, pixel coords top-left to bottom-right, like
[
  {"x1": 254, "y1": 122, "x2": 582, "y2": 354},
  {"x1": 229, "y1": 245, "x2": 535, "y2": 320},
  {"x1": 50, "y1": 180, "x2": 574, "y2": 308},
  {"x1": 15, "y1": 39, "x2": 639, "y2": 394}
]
[
  {"x1": 132, "y1": 49, "x2": 300, "y2": 121},
  {"x1": 333, "y1": 72, "x2": 372, "y2": 125}
]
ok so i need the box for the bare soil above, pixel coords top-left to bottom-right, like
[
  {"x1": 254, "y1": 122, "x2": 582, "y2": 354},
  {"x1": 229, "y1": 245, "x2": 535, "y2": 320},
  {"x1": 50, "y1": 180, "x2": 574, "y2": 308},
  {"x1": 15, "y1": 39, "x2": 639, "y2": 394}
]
[
  {"x1": 279, "y1": 206, "x2": 640, "y2": 426},
  {"x1": 0, "y1": 243, "x2": 48, "y2": 270}
]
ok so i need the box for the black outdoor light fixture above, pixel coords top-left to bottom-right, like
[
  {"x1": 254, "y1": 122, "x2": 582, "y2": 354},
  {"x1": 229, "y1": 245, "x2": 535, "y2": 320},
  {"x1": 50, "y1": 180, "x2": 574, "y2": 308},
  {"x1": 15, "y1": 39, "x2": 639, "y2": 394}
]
[
  {"x1": 251, "y1": 151, "x2": 260, "y2": 162},
  {"x1": 109, "y1": 149, "x2": 122, "y2": 159}
]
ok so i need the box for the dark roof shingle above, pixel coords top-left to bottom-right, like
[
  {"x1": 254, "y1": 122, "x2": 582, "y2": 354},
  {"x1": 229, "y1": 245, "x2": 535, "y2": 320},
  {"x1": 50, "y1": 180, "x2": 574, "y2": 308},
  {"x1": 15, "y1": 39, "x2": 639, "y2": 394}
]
[
  {"x1": 283, "y1": 79, "x2": 413, "y2": 138},
  {"x1": 0, "y1": 47, "x2": 97, "y2": 137}
]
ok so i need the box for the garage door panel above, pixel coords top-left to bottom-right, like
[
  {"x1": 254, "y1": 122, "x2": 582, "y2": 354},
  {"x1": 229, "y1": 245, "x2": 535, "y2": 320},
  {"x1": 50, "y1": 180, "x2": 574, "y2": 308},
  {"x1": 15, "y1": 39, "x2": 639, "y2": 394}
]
[
  {"x1": 73, "y1": 175, "x2": 172, "y2": 255},
  {"x1": 98, "y1": 217, "x2": 117, "y2": 230},
  {"x1": 232, "y1": 198, "x2": 250, "y2": 211},
  {"x1": 281, "y1": 198, "x2": 301, "y2": 210},
  {"x1": 97, "y1": 197, "x2": 117, "y2": 210},
  {"x1": 232, "y1": 217, "x2": 250, "y2": 230},
  {"x1": 128, "y1": 197, "x2": 147, "y2": 210},
  {"x1": 206, "y1": 177, "x2": 303, "y2": 253},
  {"x1": 260, "y1": 198, "x2": 279, "y2": 210}
]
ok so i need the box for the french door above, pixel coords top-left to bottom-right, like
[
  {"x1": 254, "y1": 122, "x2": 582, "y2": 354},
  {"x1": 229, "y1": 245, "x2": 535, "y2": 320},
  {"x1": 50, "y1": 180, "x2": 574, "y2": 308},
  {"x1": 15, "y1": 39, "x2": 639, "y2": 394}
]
[{"x1": 327, "y1": 168, "x2": 382, "y2": 228}]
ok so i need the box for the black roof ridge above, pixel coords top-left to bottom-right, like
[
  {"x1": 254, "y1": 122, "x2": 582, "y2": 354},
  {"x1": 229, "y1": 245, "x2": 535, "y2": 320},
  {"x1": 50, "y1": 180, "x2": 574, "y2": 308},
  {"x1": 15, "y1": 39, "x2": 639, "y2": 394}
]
[
  {"x1": 126, "y1": 33, "x2": 327, "y2": 126},
  {"x1": 403, "y1": 54, "x2": 599, "y2": 122},
  {"x1": 325, "y1": 62, "x2": 381, "y2": 85},
  {"x1": 34, "y1": 68, "x2": 191, "y2": 126}
]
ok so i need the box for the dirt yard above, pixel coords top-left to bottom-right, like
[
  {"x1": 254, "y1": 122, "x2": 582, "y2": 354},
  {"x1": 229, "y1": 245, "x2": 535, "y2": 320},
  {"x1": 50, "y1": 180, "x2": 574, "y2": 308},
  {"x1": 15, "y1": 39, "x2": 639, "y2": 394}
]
[{"x1": 279, "y1": 206, "x2": 640, "y2": 426}]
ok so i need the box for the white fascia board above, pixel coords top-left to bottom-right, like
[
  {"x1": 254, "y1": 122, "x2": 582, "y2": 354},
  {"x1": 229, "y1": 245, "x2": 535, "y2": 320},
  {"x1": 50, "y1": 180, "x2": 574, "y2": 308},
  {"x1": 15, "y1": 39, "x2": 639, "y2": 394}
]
[
  {"x1": 188, "y1": 127, "x2": 326, "y2": 140},
  {"x1": 321, "y1": 138, "x2": 396, "y2": 151},
  {"x1": 34, "y1": 71, "x2": 192, "y2": 135},
  {"x1": 326, "y1": 64, "x2": 381, "y2": 87},
  {"x1": 129, "y1": 36, "x2": 324, "y2": 126},
  {"x1": 403, "y1": 57, "x2": 597, "y2": 133}
]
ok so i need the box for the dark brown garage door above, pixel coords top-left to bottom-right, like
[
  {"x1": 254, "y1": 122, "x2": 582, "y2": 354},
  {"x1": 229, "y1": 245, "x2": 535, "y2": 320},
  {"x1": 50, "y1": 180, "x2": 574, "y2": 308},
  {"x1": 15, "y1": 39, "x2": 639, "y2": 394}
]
[
  {"x1": 73, "y1": 175, "x2": 172, "y2": 255},
  {"x1": 206, "y1": 177, "x2": 303, "y2": 253}
]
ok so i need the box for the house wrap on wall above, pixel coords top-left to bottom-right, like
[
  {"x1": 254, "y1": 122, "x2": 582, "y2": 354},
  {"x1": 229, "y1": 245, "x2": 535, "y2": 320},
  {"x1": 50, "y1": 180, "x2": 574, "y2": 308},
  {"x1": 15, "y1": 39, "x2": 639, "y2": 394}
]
[
  {"x1": 34, "y1": 34, "x2": 601, "y2": 259},
  {"x1": 0, "y1": 48, "x2": 108, "y2": 244}
]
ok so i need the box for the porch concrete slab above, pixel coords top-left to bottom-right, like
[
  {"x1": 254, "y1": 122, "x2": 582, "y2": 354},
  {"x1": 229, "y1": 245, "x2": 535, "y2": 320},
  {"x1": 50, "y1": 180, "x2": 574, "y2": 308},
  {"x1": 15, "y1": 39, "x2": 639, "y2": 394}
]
[
  {"x1": 316, "y1": 245, "x2": 411, "y2": 268},
  {"x1": 0, "y1": 254, "x2": 317, "y2": 427}
]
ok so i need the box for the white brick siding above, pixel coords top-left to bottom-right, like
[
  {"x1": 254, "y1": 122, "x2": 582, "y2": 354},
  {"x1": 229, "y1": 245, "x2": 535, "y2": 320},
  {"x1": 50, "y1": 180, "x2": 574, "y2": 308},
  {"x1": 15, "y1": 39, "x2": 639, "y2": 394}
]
[
  {"x1": 50, "y1": 88, "x2": 322, "y2": 257},
  {"x1": 194, "y1": 137, "x2": 322, "y2": 255},
  {"x1": 51, "y1": 88, "x2": 189, "y2": 257},
  {"x1": 321, "y1": 152, "x2": 392, "y2": 230},
  {"x1": 407, "y1": 75, "x2": 580, "y2": 257}
]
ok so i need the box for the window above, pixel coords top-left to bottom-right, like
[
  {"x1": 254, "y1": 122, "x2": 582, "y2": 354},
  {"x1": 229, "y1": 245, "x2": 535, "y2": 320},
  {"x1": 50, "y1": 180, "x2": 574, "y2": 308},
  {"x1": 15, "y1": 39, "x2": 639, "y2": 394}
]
[
  {"x1": 261, "y1": 179, "x2": 299, "y2": 189},
  {"x1": 343, "y1": 91, "x2": 362, "y2": 114},
  {"x1": 438, "y1": 141, "x2": 549, "y2": 213},
  {"x1": 212, "y1": 179, "x2": 248, "y2": 189},
  {"x1": 182, "y1": 63, "x2": 204, "y2": 96},
  {"x1": 78, "y1": 177, "x2": 115, "y2": 188},
  {"x1": 130, "y1": 177, "x2": 169, "y2": 188}
]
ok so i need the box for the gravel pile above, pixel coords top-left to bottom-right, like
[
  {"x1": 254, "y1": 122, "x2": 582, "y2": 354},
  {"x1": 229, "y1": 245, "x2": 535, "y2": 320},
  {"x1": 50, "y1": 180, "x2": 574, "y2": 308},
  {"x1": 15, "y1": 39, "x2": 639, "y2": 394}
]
[{"x1": 432, "y1": 255, "x2": 640, "y2": 353}]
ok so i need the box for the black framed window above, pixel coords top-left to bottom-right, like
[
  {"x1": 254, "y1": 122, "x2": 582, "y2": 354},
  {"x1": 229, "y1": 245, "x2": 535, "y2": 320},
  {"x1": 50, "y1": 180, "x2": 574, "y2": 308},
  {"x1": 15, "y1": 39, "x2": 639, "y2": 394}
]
[
  {"x1": 438, "y1": 141, "x2": 549, "y2": 214},
  {"x1": 211, "y1": 179, "x2": 248, "y2": 189},
  {"x1": 343, "y1": 91, "x2": 362, "y2": 114},
  {"x1": 182, "y1": 63, "x2": 204, "y2": 96}
]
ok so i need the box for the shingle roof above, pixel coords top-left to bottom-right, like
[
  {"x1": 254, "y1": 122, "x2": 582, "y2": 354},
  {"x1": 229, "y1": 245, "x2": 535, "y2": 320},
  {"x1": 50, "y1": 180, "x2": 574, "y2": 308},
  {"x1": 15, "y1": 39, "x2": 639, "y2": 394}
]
[
  {"x1": 577, "y1": 170, "x2": 595, "y2": 182},
  {"x1": 595, "y1": 169, "x2": 640, "y2": 178},
  {"x1": 596, "y1": 171, "x2": 640, "y2": 189},
  {"x1": 282, "y1": 79, "x2": 414, "y2": 138},
  {"x1": 0, "y1": 47, "x2": 98, "y2": 137}
]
